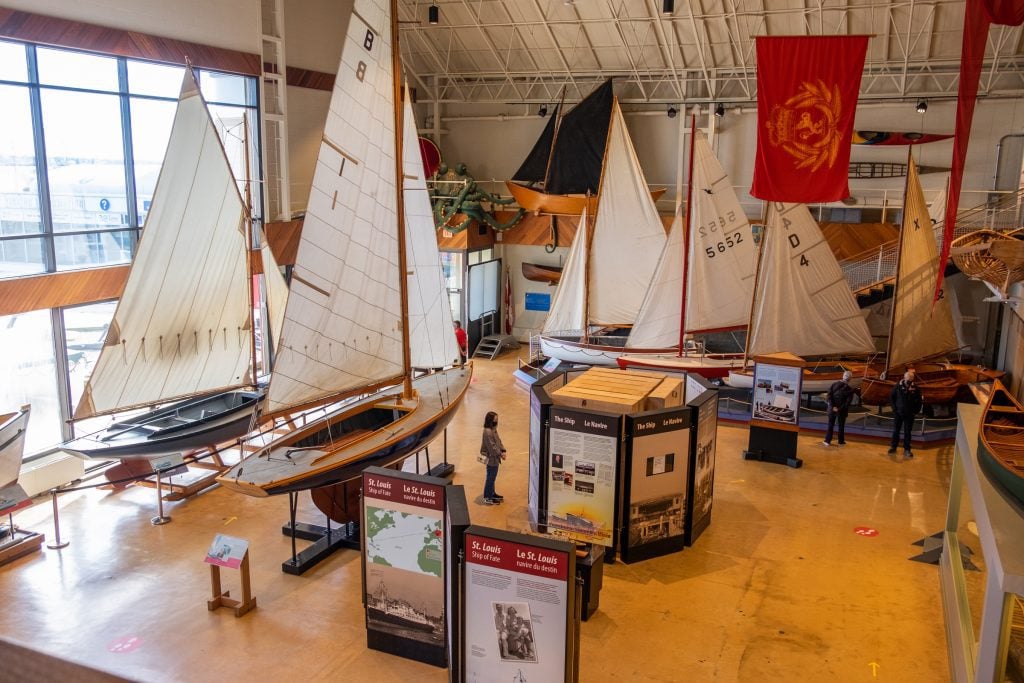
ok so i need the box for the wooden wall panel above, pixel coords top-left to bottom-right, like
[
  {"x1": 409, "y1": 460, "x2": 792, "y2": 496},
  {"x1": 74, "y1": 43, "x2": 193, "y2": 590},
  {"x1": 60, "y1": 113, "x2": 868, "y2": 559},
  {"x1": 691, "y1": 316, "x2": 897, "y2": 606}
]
[
  {"x1": 0, "y1": 265, "x2": 129, "y2": 316},
  {"x1": 264, "y1": 219, "x2": 303, "y2": 266},
  {"x1": 0, "y1": 9, "x2": 260, "y2": 75}
]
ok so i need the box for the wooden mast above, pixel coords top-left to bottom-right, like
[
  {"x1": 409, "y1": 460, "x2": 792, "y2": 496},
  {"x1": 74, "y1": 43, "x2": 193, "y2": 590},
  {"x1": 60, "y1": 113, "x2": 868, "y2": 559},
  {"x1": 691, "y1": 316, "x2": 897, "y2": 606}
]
[
  {"x1": 678, "y1": 114, "x2": 697, "y2": 355},
  {"x1": 541, "y1": 86, "x2": 567, "y2": 190},
  {"x1": 741, "y1": 201, "x2": 771, "y2": 369},
  {"x1": 581, "y1": 96, "x2": 619, "y2": 342},
  {"x1": 241, "y1": 111, "x2": 260, "y2": 386},
  {"x1": 883, "y1": 147, "x2": 914, "y2": 378},
  {"x1": 390, "y1": 0, "x2": 413, "y2": 399}
]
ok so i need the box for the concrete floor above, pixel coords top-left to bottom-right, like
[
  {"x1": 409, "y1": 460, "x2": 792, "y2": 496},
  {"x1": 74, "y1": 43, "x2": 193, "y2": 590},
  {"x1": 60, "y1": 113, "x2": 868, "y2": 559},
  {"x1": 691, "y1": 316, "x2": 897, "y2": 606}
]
[{"x1": 0, "y1": 351, "x2": 958, "y2": 681}]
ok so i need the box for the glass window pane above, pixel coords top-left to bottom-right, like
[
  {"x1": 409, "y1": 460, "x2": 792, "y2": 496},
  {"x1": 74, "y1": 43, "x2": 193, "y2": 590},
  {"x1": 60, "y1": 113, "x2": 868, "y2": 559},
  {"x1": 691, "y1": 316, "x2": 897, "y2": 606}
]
[
  {"x1": 199, "y1": 70, "x2": 251, "y2": 105},
  {"x1": 0, "y1": 40, "x2": 28, "y2": 82},
  {"x1": 130, "y1": 97, "x2": 176, "y2": 224},
  {"x1": 0, "y1": 237, "x2": 46, "y2": 277},
  {"x1": 36, "y1": 47, "x2": 120, "y2": 92},
  {"x1": 0, "y1": 84, "x2": 42, "y2": 238},
  {"x1": 0, "y1": 310, "x2": 60, "y2": 455},
  {"x1": 63, "y1": 300, "x2": 116, "y2": 436},
  {"x1": 41, "y1": 89, "x2": 128, "y2": 232},
  {"x1": 127, "y1": 60, "x2": 184, "y2": 98},
  {"x1": 54, "y1": 230, "x2": 133, "y2": 271}
]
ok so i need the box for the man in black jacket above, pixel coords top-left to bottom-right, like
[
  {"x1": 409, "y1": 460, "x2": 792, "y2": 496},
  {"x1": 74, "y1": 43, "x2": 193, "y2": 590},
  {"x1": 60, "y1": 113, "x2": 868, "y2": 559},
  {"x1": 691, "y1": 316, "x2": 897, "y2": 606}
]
[
  {"x1": 888, "y1": 370, "x2": 923, "y2": 459},
  {"x1": 823, "y1": 370, "x2": 857, "y2": 447}
]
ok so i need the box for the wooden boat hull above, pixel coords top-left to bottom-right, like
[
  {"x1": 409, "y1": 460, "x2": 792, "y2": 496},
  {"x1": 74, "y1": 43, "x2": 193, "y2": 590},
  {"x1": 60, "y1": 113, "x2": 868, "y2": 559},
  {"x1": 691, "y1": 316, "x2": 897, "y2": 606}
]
[
  {"x1": 978, "y1": 381, "x2": 1024, "y2": 506},
  {"x1": 616, "y1": 352, "x2": 744, "y2": 379},
  {"x1": 726, "y1": 366, "x2": 861, "y2": 393},
  {"x1": 61, "y1": 390, "x2": 263, "y2": 459},
  {"x1": 506, "y1": 182, "x2": 667, "y2": 216},
  {"x1": 0, "y1": 407, "x2": 30, "y2": 489},
  {"x1": 217, "y1": 366, "x2": 472, "y2": 497},
  {"x1": 858, "y1": 364, "x2": 1005, "y2": 406},
  {"x1": 521, "y1": 262, "x2": 562, "y2": 285}
]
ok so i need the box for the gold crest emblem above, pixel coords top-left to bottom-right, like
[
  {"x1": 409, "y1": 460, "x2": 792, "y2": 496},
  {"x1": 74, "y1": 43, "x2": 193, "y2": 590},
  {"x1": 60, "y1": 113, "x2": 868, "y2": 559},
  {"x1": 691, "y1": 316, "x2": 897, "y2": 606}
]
[{"x1": 765, "y1": 79, "x2": 844, "y2": 172}]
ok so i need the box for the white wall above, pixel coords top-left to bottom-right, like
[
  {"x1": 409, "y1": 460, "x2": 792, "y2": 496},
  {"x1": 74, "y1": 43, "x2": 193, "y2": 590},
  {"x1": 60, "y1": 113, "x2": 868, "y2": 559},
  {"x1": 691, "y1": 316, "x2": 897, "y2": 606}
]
[
  {"x1": 3, "y1": 0, "x2": 259, "y2": 54},
  {"x1": 498, "y1": 243, "x2": 570, "y2": 341}
]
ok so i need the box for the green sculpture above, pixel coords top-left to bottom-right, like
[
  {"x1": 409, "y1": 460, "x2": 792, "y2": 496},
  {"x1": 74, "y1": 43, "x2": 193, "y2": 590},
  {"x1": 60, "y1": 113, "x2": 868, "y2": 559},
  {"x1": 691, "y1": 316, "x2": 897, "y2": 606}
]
[{"x1": 432, "y1": 163, "x2": 525, "y2": 233}]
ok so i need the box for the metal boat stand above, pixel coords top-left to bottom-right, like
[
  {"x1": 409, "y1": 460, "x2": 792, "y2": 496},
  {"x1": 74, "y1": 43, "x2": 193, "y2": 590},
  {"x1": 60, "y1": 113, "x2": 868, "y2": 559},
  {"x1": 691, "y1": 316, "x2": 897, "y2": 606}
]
[
  {"x1": 45, "y1": 489, "x2": 69, "y2": 550},
  {"x1": 426, "y1": 428, "x2": 455, "y2": 479},
  {"x1": 280, "y1": 490, "x2": 359, "y2": 575},
  {"x1": 150, "y1": 469, "x2": 172, "y2": 525}
]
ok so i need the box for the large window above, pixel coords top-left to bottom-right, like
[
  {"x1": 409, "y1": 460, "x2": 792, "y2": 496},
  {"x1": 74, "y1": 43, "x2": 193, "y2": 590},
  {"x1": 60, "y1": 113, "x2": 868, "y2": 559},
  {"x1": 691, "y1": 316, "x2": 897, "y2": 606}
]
[{"x1": 0, "y1": 38, "x2": 261, "y2": 457}]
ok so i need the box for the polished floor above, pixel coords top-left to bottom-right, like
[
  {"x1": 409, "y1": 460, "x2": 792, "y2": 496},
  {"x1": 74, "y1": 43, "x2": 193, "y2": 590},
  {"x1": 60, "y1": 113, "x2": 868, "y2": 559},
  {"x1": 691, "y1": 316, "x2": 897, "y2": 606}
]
[{"x1": 0, "y1": 352, "x2": 957, "y2": 681}]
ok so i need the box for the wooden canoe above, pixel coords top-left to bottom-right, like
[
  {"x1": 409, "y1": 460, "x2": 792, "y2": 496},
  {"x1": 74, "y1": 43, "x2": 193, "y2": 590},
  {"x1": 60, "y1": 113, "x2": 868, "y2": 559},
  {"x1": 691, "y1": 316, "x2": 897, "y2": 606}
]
[
  {"x1": 506, "y1": 181, "x2": 667, "y2": 216},
  {"x1": 522, "y1": 262, "x2": 563, "y2": 285},
  {"x1": 858, "y1": 363, "x2": 1004, "y2": 406},
  {"x1": 978, "y1": 380, "x2": 1024, "y2": 507}
]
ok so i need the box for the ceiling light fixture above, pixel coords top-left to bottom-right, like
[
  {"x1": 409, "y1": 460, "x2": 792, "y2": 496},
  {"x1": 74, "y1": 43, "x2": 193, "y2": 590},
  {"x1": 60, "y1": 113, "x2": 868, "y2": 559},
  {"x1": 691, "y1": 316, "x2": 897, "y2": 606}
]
[
  {"x1": 714, "y1": 103, "x2": 725, "y2": 118},
  {"x1": 663, "y1": 0, "x2": 674, "y2": 15},
  {"x1": 539, "y1": 105, "x2": 548, "y2": 117},
  {"x1": 667, "y1": 106, "x2": 678, "y2": 118},
  {"x1": 916, "y1": 100, "x2": 928, "y2": 114},
  {"x1": 428, "y1": 4, "x2": 439, "y2": 25}
]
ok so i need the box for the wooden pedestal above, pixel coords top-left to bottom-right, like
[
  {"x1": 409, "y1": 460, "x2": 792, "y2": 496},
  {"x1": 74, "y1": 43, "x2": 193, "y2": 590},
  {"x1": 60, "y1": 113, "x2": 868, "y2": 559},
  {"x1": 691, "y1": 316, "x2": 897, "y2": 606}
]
[
  {"x1": 207, "y1": 551, "x2": 256, "y2": 617},
  {"x1": 0, "y1": 528, "x2": 44, "y2": 566}
]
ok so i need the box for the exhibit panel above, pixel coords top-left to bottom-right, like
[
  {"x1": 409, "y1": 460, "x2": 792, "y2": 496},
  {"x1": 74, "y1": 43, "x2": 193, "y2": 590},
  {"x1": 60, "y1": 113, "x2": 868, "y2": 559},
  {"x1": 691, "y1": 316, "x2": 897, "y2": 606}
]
[
  {"x1": 462, "y1": 526, "x2": 578, "y2": 683},
  {"x1": 744, "y1": 353, "x2": 807, "y2": 469},
  {"x1": 446, "y1": 485, "x2": 471, "y2": 681},
  {"x1": 361, "y1": 468, "x2": 448, "y2": 667},
  {"x1": 687, "y1": 386, "x2": 720, "y2": 546},
  {"x1": 620, "y1": 407, "x2": 691, "y2": 563}
]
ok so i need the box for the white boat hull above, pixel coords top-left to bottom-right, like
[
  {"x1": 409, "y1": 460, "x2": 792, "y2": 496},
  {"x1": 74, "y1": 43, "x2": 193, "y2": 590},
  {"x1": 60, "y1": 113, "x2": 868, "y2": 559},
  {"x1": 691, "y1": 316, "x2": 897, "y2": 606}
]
[{"x1": 539, "y1": 335, "x2": 637, "y2": 366}]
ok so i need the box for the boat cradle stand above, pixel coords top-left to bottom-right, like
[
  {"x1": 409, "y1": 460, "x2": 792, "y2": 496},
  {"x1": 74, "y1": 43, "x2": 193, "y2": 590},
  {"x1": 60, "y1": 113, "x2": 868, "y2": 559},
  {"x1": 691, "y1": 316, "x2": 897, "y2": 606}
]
[{"x1": 280, "y1": 490, "x2": 361, "y2": 576}]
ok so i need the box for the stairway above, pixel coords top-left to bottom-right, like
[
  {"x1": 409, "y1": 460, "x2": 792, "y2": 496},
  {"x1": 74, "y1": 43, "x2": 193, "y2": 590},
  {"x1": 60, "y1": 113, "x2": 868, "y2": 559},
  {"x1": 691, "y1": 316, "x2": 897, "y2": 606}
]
[{"x1": 472, "y1": 335, "x2": 519, "y2": 360}]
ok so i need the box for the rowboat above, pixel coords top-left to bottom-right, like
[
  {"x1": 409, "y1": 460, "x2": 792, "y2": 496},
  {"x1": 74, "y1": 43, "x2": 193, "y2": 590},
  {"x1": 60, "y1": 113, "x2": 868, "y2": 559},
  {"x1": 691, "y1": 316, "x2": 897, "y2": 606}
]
[
  {"x1": 521, "y1": 261, "x2": 563, "y2": 286},
  {"x1": 978, "y1": 380, "x2": 1024, "y2": 506}
]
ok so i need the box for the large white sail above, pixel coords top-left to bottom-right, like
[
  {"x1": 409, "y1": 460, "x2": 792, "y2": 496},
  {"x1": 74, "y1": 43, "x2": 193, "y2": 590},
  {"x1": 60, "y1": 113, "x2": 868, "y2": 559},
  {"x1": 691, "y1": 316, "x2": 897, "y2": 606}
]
[
  {"x1": 888, "y1": 160, "x2": 958, "y2": 368},
  {"x1": 587, "y1": 101, "x2": 667, "y2": 326},
  {"x1": 75, "y1": 70, "x2": 251, "y2": 420},
  {"x1": 541, "y1": 208, "x2": 589, "y2": 335},
  {"x1": 626, "y1": 131, "x2": 756, "y2": 349},
  {"x1": 685, "y1": 132, "x2": 757, "y2": 333},
  {"x1": 748, "y1": 202, "x2": 874, "y2": 358},
  {"x1": 259, "y1": 230, "x2": 289, "y2": 360},
  {"x1": 402, "y1": 87, "x2": 459, "y2": 368},
  {"x1": 266, "y1": 1, "x2": 403, "y2": 414},
  {"x1": 0, "y1": 407, "x2": 29, "y2": 489}
]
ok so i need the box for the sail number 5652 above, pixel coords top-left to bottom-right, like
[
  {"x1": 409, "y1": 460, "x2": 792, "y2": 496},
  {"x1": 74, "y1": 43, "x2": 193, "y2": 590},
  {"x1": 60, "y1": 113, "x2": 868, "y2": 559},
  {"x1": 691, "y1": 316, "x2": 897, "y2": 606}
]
[{"x1": 704, "y1": 231, "x2": 743, "y2": 258}]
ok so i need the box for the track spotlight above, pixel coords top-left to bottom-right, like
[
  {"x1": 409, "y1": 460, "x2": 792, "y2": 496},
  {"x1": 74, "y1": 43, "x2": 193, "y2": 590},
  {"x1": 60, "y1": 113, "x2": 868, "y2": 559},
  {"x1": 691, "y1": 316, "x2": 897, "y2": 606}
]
[
  {"x1": 667, "y1": 106, "x2": 678, "y2": 119},
  {"x1": 714, "y1": 103, "x2": 725, "y2": 118},
  {"x1": 663, "y1": 0, "x2": 674, "y2": 14},
  {"x1": 428, "y1": 4, "x2": 439, "y2": 25},
  {"x1": 539, "y1": 105, "x2": 548, "y2": 117},
  {"x1": 916, "y1": 100, "x2": 928, "y2": 114}
]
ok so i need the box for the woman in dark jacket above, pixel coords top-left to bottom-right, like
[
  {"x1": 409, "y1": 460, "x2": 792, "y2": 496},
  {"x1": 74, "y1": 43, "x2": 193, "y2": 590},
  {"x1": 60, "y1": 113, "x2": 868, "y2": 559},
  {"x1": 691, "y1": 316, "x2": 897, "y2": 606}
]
[{"x1": 480, "y1": 411, "x2": 506, "y2": 504}]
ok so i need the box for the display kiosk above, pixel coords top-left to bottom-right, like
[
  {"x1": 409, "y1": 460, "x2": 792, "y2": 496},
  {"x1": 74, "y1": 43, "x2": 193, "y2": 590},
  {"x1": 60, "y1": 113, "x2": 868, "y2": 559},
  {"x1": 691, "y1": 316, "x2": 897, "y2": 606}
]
[
  {"x1": 686, "y1": 375, "x2": 719, "y2": 546},
  {"x1": 742, "y1": 352, "x2": 805, "y2": 468}
]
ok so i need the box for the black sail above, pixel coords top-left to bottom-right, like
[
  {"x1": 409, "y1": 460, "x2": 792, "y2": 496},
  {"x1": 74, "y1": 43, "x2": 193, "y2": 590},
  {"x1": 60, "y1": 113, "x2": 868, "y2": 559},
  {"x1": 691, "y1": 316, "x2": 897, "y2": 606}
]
[{"x1": 512, "y1": 101, "x2": 561, "y2": 184}]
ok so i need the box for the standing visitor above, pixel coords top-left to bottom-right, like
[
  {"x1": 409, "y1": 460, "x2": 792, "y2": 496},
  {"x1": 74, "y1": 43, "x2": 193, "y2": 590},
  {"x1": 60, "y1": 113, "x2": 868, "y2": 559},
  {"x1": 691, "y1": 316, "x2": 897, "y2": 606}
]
[
  {"x1": 888, "y1": 370, "x2": 922, "y2": 459},
  {"x1": 823, "y1": 370, "x2": 857, "y2": 447},
  {"x1": 454, "y1": 320, "x2": 468, "y2": 363},
  {"x1": 480, "y1": 411, "x2": 506, "y2": 504}
]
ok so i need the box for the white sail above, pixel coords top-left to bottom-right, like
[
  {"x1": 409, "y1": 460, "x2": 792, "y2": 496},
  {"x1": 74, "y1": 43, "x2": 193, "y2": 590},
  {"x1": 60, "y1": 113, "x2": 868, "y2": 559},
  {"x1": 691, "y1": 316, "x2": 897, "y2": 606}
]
[
  {"x1": 402, "y1": 87, "x2": 460, "y2": 368},
  {"x1": 748, "y1": 202, "x2": 874, "y2": 358},
  {"x1": 888, "y1": 159, "x2": 958, "y2": 368},
  {"x1": 0, "y1": 407, "x2": 29, "y2": 489},
  {"x1": 75, "y1": 70, "x2": 251, "y2": 420},
  {"x1": 541, "y1": 207, "x2": 589, "y2": 335},
  {"x1": 259, "y1": 230, "x2": 289, "y2": 360},
  {"x1": 685, "y1": 133, "x2": 757, "y2": 333},
  {"x1": 626, "y1": 210, "x2": 683, "y2": 348},
  {"x1": 626, "y1": 132, "x2": 756, "y2": 348},
  {"x1": 587, "y1": 101, "x2": 667, "y2": 326},
  {"x1": 266, "y1": 1, "x2": 403, "y2": 414}
]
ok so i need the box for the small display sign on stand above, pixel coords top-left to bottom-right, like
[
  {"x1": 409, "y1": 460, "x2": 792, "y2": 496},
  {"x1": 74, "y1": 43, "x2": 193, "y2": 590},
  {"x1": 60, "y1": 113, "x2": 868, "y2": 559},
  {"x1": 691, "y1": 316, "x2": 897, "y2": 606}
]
[
  {"x1": 620, "y1": 408, "x2": 691, "y2": 563},
  {"x1": 743, "y1": 352, "x2": 805, "y2": 468},
  {"x1": 545, "y1": 407, "x2": 620, "y2": 549},
  {"x1": 204, "y1": 534, "x2": 255, "y2": 617},
  {"x1": 361, "y1": 467, "x2": 448, "y2": 668},
  {"x1": 462, "y1": 526, "x2": 578, "y2": 683}
]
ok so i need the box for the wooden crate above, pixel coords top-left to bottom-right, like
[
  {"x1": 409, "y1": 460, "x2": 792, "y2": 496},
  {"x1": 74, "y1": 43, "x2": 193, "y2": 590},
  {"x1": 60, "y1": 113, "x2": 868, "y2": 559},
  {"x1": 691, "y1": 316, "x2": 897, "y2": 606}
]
[
  {"x1": 551, "y1": 368, "x2": 663, "y2": 414},
  {"x1": 646, "y1": 377, "x2": 684, "y2": 410}
]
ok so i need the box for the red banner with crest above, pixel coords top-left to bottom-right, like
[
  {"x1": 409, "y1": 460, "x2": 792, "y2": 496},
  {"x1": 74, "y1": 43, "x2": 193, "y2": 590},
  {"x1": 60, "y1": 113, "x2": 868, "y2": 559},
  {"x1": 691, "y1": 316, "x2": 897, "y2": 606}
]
[{"x1": 751, "y1": 36, "x2": 869, "y2": 203}]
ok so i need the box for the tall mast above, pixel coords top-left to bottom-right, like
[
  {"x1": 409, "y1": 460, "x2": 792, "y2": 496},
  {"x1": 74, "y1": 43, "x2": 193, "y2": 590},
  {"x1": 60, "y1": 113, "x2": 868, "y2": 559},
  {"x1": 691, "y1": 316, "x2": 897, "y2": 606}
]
[
  {"x1": 241, "y1": 111, "x2": 259, "y2": 384},
  {"x1": 582, "y1": 96, "x2": 620, "y2": 341},
  {"x1": 541, "y1": 86, "x2": 567, "y2": 189},
  {"x1": 390, "y1": 0, "x2": 413, "y2": 398},
  {"x1": 741, "y1": 202, "x2": 771, "y2": 369},
  {"x1": 678, "y1": 114, "x2": 697, "y2": 355},
  {"x1": 883, "y1": 148, "x2": 914, "y2": 377}
]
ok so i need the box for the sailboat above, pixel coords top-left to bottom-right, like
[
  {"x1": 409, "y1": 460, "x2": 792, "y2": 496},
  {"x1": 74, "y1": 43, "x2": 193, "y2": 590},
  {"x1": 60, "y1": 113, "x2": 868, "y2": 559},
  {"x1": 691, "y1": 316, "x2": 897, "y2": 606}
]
[
  {"x1": 506, "y1": 80, "x2": 665, "y2": 215},
  {"x1": 978, "y1": 380, "x2": 1024, "y2": 507},
  {"x1": 859, "y1": 158, "x2": 1003, "y2": 405},
  {"x1": 617, "y1": 126, "x2": 757, "y2": 378},
  {"x1": 217, "y1": 2, "x2": 470, "y2": 498},
  {"x1": 724, "y1": 202, "x2": 875, "y2": 392},
  {"x1": 0, "y1": 406, "x2": 30, "y2": 491},
  {"x1": 61, "y1": 68, "x2": 289, "y2": 459},
  {"x1": 537, "y1": 99, "x2": 669, "y2": 365}
]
